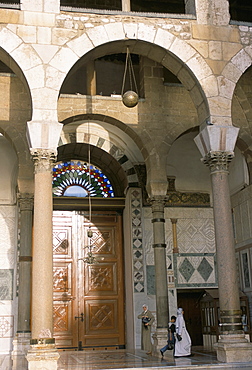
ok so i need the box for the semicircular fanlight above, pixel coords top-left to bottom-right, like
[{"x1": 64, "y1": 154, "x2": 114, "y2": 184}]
[{"x1": 52, "y1": 160, "x2": 114, "y2": 198}]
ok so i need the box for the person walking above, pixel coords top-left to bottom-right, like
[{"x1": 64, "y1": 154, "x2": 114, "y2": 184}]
[
  {"x1": 160, "y1": 315, "x2": 176, "y2": 357},
  {"x1": 174, "y1": 307, "x2": 191, "y2": 357},
  {"x1": 138, "y1": 304, "x2": 155, "y2": 355}
]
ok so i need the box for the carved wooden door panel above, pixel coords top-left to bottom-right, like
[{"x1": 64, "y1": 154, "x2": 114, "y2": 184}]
[{"x1": 52, "y1": 210, "x2": 125, "y2": 349}]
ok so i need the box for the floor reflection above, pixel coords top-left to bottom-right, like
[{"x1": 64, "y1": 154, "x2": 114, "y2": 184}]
[{"x1": 2, "y1": 347, "x2": 252, "y2": 370}]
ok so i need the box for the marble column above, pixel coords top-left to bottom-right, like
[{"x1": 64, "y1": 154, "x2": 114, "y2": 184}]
[
  {"x1": 195, "y1": 125, "x2": 252, "y2": 362},
  {"x1": 149, "y1": 196, "x2": 169, "y2": 350},
  {"x1": 12, "y1": 196, "x2": 33, "y2": 362},
  {"x1": 26, "y1": 149, "x2": 60, "y2": 369},
  {"x1": 202, "y1": 151, "x2": 252, "y2": 362}
]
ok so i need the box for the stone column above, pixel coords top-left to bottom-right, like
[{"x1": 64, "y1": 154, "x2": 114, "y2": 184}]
[
  {"x1": 202, "y1": 152, "x2": 252, "y2": 361},
  {"x1": 170, "y1": 218, "x2": 179, "y2": 253},
  {"x1": 122, "y1": 0, "x2": 131, "y2": 11},
  {"x1": 86, "y1": 61, "x2": 96, "y2": 96},
  {"x1": 26, "y1": 149, "x2": 60, "y2": 370},
  {"x1": 149, "y1": 196, "x2": 169, "y2": 350},
  {"x1": 195, "y1": 125, "x2": 252, "y2": 363},
  {"x1": 12, "y1": 196, "x2": 33, "y2": 363},
  {"x1": 20, "y1": 0, "x2": 60, "y2": 13}
]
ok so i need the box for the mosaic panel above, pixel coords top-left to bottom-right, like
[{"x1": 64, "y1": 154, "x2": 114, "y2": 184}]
[
  {"x1": 0, "y1": 269, "x2": 13, "y2": 300},
  {"x1": 176, "y1": 219, "x2": 215, "y2": 253},
  {"x1": 131, "y1": 189, "x2": 144, "y2": 292},
  {"x1": 174, "y1": 254, "x2": 217, "y2": 287},
  {"x1": 146, "y1": 265, "x2": 155, "y2": 295}
]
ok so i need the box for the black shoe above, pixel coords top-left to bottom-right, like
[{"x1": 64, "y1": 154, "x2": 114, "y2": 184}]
[{"x1": 160, "y1": 350, "x2": 164, "y2": 357}]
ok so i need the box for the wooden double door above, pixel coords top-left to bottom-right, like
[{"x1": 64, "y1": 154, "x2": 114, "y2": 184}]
[{"x1": 52, "y1": 210, "x2": 125, "y2": 349}]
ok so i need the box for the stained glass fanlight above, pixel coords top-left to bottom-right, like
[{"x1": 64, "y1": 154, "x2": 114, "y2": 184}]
[{"x1": 52, "y1": 160, "x2": 114, "y2": 198}]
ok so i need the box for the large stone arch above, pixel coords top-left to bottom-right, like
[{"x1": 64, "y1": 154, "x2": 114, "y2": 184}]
[
  {"x1": 0, "y1": 46, "x2": 33, "y2": 194},
  {"x1": 58, "y1": 22, "x2": 214, "y2": 125},
  {"x1": 0, "y1": 23, "x2": 214, "y2": 125}
]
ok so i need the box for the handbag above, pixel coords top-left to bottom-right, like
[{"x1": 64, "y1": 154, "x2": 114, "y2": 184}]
[
  {"x1": 142, "y1": 317, "x2": 151, "y2": 324},
  {"x1": 176, "y1": 333, "x2": 182, "y2": 341},
  {"x1": 167, "y1": 341, "x2": 174, "y2": 350}
]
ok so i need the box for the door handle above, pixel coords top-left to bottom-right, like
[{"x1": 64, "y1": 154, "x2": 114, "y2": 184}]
[{"x1": 75, "y1": 313, "x2": 84, "y2": 322}]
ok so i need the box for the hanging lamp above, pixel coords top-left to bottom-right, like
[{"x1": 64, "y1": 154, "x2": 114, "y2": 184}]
[
  {"x1": 121, "y1": 47, "x2": 139, "y2": 108},
  {"x1": 83, "y1": 122, "x2": 97, "y2": 264}
]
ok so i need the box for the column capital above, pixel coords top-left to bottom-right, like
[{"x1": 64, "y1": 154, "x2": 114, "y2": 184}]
[
  {"x1": 170, "y1": 218, "x2": 177, "y2": 224},
  {"x1": 202, "y1": 151, "x2": 234, "y2": 173},
  {"x1": 148, "y1": 195, "x2": 167, "y2": 211},
  {"x1": 18, "y1": 194, "x2": 34, "y2": 211},
  {"x1": 31, "y1": 149, "x2": 57, "y2": 174},
  {"x1": 194, "y1": 125, "x2": 239, "y2": 158}
]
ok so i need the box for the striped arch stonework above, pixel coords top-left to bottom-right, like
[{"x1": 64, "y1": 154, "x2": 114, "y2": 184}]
[{"x1": 60, "y1": 129, "x2": 140, "y2": 188}]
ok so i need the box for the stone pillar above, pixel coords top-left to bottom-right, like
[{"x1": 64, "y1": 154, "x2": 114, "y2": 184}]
[
  {"x1": 195, "y1": 125, "x2": 252, "y2": 363},
  {"x1": 149, "y1": 196, "x2": 169, "y2": 350},
  {"x1": 195, "y1": 0, "x2": 230, "y2": 25},
  {"x1": 20, "y1": 0, "x2": 60, "y2": 13},
  {"x1": 26, "y1": 149, "x2": 60, "y2": 369},
  {"x1": 86, "y1": 61, "x2": 96, "y2": 96},
  {"x1": 122, "y1": 0, "x2": 131, "y2": 11},
  {"x1": 12, "y1": 196, "x2": 33, "y2": 365}
]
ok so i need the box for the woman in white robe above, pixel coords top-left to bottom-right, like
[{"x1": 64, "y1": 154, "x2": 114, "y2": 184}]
[{"x1": 174, "y1": 307, "x2": 191, "y2": 357}]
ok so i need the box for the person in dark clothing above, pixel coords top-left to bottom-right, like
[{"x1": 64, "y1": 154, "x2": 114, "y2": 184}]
[{"x1": 160, "y1": 315, "x2": 176, "y2": 357}]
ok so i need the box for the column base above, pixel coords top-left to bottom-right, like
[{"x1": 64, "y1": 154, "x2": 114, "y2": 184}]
[
  {"x1": 214, "y1": 333, "x2": 252, "y2": 363},
  {"x1": 26, "y1": 339, "x2": 60, "y2": 370},
  {"x1": 152, "y1": 328, "x2": 168, "y2": 352},
  {"x1": 12, "y1": 332, "x2": 31, "y2": 356}
]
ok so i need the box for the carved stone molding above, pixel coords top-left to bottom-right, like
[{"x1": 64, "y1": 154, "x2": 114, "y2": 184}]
[
  {"x1": 166, "y1": 191, "x2": 210, "y2": 207},
  {"x1": 30, "y1": 149, "x2": 57, "y2": 174},
  {"x1": 202, "y1": 151, "x2": 234, "y2": 173}
]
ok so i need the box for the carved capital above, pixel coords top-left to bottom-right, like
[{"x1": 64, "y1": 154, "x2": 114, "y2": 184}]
[
  {"x1": 202, "y1": 151, "x2": 234, "y2": 173},
  {"x1": 148, "y1": 195, "x2": 167, "y2": 212},
  {"x1": 31, "y1": 149, "x2": 57, "y2": 174},
  {"x1": 170, "y1": 218, "x2": 177, "y2": 225},
  {"x1": 18, "y1": 194, "x2": 34, "y2": 211}
]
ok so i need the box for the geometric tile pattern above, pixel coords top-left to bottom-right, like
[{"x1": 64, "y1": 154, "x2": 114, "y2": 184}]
[
  {"x1": 0, "y1": 316, "x2": 14, "y2": 338},
  {"x1": 131, "y1": 189, "x2": 144, "y2": 293},
  {"x1": 177, "y1": 219, "x2": 215, "y2": 253},
  {"x1": 174, "y1": 253, "x2": 217, "y2": 287}
]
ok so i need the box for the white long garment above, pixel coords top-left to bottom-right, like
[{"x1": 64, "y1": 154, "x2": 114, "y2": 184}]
[{"x1": 174, "y1": 314, "x2": 191, "y2": 357}]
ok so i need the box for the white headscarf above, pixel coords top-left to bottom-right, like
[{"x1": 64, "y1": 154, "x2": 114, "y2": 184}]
[
  {"x1": 143, "y1": 304, "x2": 148, "y2": 312},
  {"x1": 177, "y1": 307, "x2": 183, "y2": 315}
]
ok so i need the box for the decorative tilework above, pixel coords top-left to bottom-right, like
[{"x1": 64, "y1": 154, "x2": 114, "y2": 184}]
[
  {"x1": 174, "y1": 253, "x2": 217, "y2": 287},
  {"x1": 0, "y1": 316, "x2": 14, "y2": 338},
  {"x1": 146, "y1": 265, "x2": 155, "y2": 295},
  {"x1": 131, "y1": 189, "x2": 144, "y2": 293},
  {"x1": 177, "y1": 219, "x2": 215, "y2": 253},
  {"x1": 198, "y1": 257, "x2": 214, "y2": 281},
  {"x1": 0, "y1": 270, "x2": 13, "y2": 300}
]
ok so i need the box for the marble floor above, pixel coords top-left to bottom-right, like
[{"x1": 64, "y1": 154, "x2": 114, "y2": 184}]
[{"x1": 2, "y1": 347, "x2": 252, "y2": 370}]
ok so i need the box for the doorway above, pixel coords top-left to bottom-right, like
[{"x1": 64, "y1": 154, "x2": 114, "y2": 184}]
[
  {"x1": 177, "y1": 290, "x2": 204, "y2": 346},
  {"x1": 52, "y1": 210, "x2": 125, "y2": 349}
]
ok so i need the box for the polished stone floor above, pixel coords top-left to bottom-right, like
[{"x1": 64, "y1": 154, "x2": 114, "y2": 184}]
[{"x1": 2, "y1": 347, "x2": 252, "y2": 370}]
